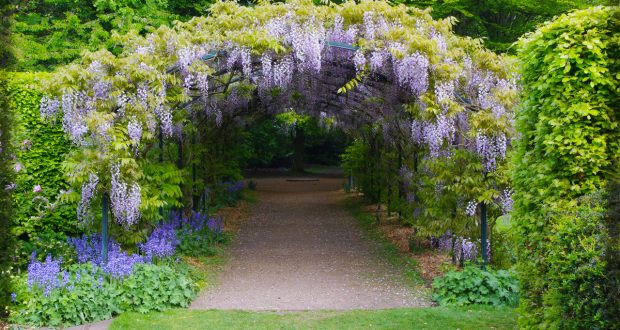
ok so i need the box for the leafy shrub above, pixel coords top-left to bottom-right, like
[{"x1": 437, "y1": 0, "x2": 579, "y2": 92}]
[
  {"x1": 538, "y1": 195, "x2": 611, "y2": 329},
  {"x1": 10, "y1": 262, "x2": 196, "y2": 328},
  {"x1": 10, "y1": 263, "x2": 121, "y2": 328},
  {"x1": 118, "y1": 264, "x2": 196, "y2": 313},
  {"x1": 432, "y1": 266, "x2": 519, "y2": 307},
  {"x1": 514, "y1": 6, "x2": 619, "y2": 328},
  {"x1": 3, "y1": 73, "x2": 78, "y2": 269},
  {"x1": 0, "y1": 75, "x2": 14, "y2": 316}
]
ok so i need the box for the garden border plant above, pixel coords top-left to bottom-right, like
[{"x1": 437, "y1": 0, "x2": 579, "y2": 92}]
[{"x1": 513, "y1": 6, "x2": 619, "y2": 329}]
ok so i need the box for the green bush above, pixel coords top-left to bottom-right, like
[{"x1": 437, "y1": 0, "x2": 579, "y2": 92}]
[
  {"x1": 0, "y1": 74, "x2": 14, "y2": 317},
  {"x1": 3, "y1": 73, "x2": 78, "y2": 269},
  {"x1": 10, "y1": 263, "x2": 122, "y2": 328},
  {"x1": 513, "y1": 6, "x2": 619, "y2": 329},
  {"x1": 118, "y1": 264, "x2": 196, "y2": 313},
  {"x1": 540, "y1": 195, "x2": 611, "y2": 329},
  {"x1": 432, "y1": 266, "x2": 519, "y2": 307},
  {"x1": 10, "y1": 263, "x2": 196, "y2": 328}
]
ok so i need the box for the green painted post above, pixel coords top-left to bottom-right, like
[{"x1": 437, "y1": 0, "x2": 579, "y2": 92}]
[
  {"x1": 101, "y1": 193, "x2": 109, "y2": 264},
  {"x1": 480, "y1": 202, "x2": 488, "y2": 269},
  {"x1": 192, "y1": 133, "x2": 198, "y2": 210},
  {"x1": 177, "y1": 137, "x2": 183, "y2": 205},
  {"x1": 159, "y1": 129, "x2": 164, "y2": 217}
]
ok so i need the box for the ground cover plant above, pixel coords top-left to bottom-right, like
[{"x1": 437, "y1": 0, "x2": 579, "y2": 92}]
[
  {"x1": 7, "y1": 209, "x2": 230, "y2": 328},
  {"x1": 432, "y1": 266, "x2": 518, "y2": 307}
]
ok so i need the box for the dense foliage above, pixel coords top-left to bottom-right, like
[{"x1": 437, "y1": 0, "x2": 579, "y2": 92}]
[
  {"x1": 3, "y1": 74, "x2": 79, "y2": 269},
  {"x1": 10, "y1": 0, "x2": 221, "y2": 71},
  {"x1": 8, "y1": 209, "x2": 229, "y2": 327},
  {"x1": 400, "y1": 0, "x2": 615, "y2": 52},
  {"x1": 0, "y1": 0, "x2": 13, "y2": 317},
  {"x1": 513, "y1": 6, "x2": 619, "y2": 329},
  {"x1": 0, "y1": 75, "x2": 13, "y2": 317},
  {"x1": 432, "y1": 266, "x2": 518, "y2": 307},
  {"x1": 244, "y1": 112, "x2": 347, "y2": 169},
  {"x1": 10, "y1": 262, "x2": 196, "y2": 327},
  {"x1": 12, "y1": 0, "x2": 611, "y2": 71}
]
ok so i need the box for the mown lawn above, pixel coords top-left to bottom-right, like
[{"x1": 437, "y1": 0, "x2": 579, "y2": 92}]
[{"x1": 110, "y1": 306, "x2": 517, "y2": 330}]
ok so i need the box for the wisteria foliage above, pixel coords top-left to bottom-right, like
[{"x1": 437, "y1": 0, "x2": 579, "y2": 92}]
[{"x1": 39, "y1": 0, "x2": 518, "y2": 228}]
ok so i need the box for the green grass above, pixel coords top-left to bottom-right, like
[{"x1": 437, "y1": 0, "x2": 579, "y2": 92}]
[
  {"x1": 343, "y1": 196, "x2": 426, "y2": 287},
  {"x1": 111, "y1": 306, "x2": 517, "y2": 330}
]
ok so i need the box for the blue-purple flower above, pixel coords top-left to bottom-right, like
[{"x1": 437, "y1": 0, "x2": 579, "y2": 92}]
[{"x1": 139, "y1": 223, "x2": 179, "y2": 260}]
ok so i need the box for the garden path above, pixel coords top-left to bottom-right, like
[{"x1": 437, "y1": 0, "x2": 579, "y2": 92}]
[{"x1": 191, "y1": 175, "x2": 430, "y2": 310}]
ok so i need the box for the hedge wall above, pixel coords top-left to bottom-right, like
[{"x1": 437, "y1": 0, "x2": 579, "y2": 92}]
[
  {"x1": 513, "y1": 6, "x2": 619, "y2": 329},
  {"x1": 0, "y1": 73, "x2": 13, "y2": 317},
  {"x1": 2, "y1": 73, "x2": 78, "y2": 269}
]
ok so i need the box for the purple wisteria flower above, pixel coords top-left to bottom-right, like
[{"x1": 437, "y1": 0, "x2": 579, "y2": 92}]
[
  {"x1": 458, "y1": 238, "x2": 478, "y2": 261},
  {"x1": 40, "y1": 95, "x2": 60, "y2": 119},
  {"x1": 438, "y1": 232, "x2": 453, "y2": 252},
  {"x1": 475, "y1": 131, "x2": 507, "y2": 172},
  {"x1": 393, "y1": 51, "x2": 429, "y2": 96},
  {"x1": 77, "y1": 173, "x2": 99, "y2": 224},
  {"x1": 499, "y1": 189, "x2": 513, "y2": 214},
  {"x1": 110, "y1": 163, "x2": 141, "y2": 227},
  {"x1": 127, "y1": 119, "x2": 143, "y2": 146},
  {"x1": 465, "y1": 201, "x2": 477, "y2": 217},
  {"x1": 353, "y1": 51, "x2": 366, "y2": 74}
]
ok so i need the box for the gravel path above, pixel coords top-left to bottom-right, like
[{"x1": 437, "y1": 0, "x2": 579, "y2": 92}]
[{"x1": 191, "y1": 176, "x2": 430, "y2": 310}]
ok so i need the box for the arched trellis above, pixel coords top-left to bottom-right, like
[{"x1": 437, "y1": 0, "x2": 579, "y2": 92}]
[{"x1": 39, "y1": 0, "x2": 518, "y2": 267}]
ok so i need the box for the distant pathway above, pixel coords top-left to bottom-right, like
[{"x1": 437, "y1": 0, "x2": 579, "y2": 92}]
[{"x1": 191, "y1": 176, "x2": 430, "y2": 310}]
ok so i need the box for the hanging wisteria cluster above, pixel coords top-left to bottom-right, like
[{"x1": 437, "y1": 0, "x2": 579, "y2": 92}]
[
  {"x1": 39, "y1": 0, "x2": 517, "y2": 232},
  {"x1": 110, "y1": 163, "x2": 141, "y2": 227},
  {"x1": 77, "y1": 173, "x2": 98, "y2": 224},
  {"x1": 437, "y1": 232, "x2": 491, "y2": 264}
]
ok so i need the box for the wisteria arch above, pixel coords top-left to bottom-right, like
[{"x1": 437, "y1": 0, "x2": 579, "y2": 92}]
[{"x1": 40, "y1": 0, "x2": 518, "y2": 265}]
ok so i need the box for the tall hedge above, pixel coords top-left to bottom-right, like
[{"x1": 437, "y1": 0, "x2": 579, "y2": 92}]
[
  {"x1": 2, "y1": 73, "x2": 78, "y2": 269},
  {"x1": 513, "y1": 6, "x2": 619, "y2": 329},
  {"x1": 0, "y1": 74, "x2": 13, "y2": 317}
]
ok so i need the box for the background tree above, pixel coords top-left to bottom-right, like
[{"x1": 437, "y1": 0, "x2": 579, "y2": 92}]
[
  {"x1": 398, "y1": 0, "x2": 616, "y2": 52},
  {"x1": 10, "y1": 0, "x2": 219, "y2": 71}
]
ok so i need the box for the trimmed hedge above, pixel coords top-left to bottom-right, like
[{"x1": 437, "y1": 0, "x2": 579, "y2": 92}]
[
  {"x1": 0, "y1": 73, "x2": 14, "y2": 317},
  {"x1": 513, "y1": 6, "x2": 619, "y2": 329},
  {"x1": 2, "y1": 73, "x2": 78, "y2": 269}
]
